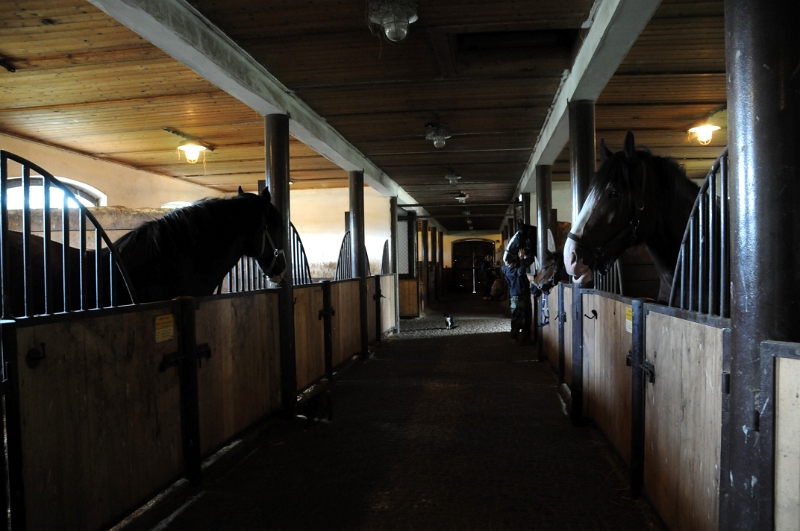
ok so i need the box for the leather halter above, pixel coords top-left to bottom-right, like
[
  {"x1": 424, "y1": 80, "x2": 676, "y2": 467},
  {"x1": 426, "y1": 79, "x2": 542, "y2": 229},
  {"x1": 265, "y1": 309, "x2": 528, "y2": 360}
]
[
  {"x1": 566, "y1": 158, "x2": 649, "y2": 272},
  {"x1": 256, "y1": 223, "x2": 285, "y2": 276}
]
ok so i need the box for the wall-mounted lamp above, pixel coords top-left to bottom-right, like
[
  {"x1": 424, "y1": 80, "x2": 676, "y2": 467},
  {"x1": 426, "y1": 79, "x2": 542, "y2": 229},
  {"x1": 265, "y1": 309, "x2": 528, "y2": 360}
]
[
  {"x1": 368, "y1": 0, "x2": 418, "y2": 42},
  {"x1": 456, "y1": 191, "x2": 469, "y2": 204},
  {"x1": 425, "y1": 123, "x2": 451, "y2": 149},
  {"x1": 688, "y1": 124, "x2": 721, "y2": 145}
]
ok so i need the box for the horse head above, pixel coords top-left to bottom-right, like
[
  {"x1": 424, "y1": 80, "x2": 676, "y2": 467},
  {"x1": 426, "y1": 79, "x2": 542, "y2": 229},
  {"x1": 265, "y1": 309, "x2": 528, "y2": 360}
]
[
  {"x1": 504, "y1": 222, "x2": 536, "y2": 263},
  {"x1": 533, "y1": 229, "x2": 568, "y2": 294},
  {"x1": 238, "y1": 186, "x2": 287, "y2": 281},
  {"x1": 564, "y1": 130, "x2": 661, "y2": 284}
]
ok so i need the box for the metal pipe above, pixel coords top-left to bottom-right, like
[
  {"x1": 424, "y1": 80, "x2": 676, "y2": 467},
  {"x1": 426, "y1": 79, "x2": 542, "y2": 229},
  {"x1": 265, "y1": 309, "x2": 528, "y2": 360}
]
[
  {"x1": 522, "y1": 192, "x2": 531, "y2": 225},
  {"x1": 350, "y1": 170, "x2": 369, "y2": 356},
  {"x1": 569, "y1": 100, "x2": 596, "y2": 224},
  {"x1": 22, "y1": 167, "x2": 31, "y2": 316},
  {"x1": 61, "y1": 191, "x2": 71, "y2": 312},
  {"x1": 536, "y1": 165, "x2": 553, "y2": 266},
  {"x1": 421, "y1": 220, "x2": 429, "y2": 303},
  {"x1": 43, "y1": 179, "x2": 52, "y2": 314},
  {"x1": 725, "y1": 0, "x2": 800, "y2": 526},
  {"x1": 398, "y1": 202, "x2": 521, "y2": 208},
  {"x1": 266, "y1": 113, "x2": 296, "y2": 414},
  {"x1": 0, "y1": 154, "x2": 9, "y2": 319}
]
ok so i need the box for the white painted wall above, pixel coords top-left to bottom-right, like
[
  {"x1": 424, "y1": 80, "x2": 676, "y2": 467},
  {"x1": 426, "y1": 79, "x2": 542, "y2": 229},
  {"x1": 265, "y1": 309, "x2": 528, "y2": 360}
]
[
  {"x1": 1, "y1": 134, "x2": 224, "y2": 207},
  {"x1": 290, "y1": 186, "x2": 390, "y2": 280}
]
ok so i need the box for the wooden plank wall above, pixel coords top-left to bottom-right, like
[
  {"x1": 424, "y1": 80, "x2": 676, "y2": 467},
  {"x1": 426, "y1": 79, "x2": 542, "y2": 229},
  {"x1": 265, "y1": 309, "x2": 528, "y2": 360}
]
[
  {"x1": 541, "y1": 288, "x2": 560, "y2": 369},
  {"x1": 581, "y1": 294, "x2": 632, "y2": 464},
  {"x1": 776, "y1": 357, "x2": 800, "y2": 531},
  {"x1": 399, "y1": 278, "x2": 419, "y2": 318},
  {"x1": 15, "y1": 306, "x2": 183, "y2": 531},
  {"x1": 380, "y1": 274, "x2": 397, "y2": 335},
  {"x1": 331, "y1": 280, "x2": 361, "y2": 367},
  {"x1": 294, "y1": 285, "x2": 326, "y2": 391},
  {"x1": 644, "y1": 312, "x2": 723, "y2": 531},
  {"x1": 367, "y1": 277, "x2": 377, "y2": 343},
  {"x1": 563, "y1": 284, "x2": 573, "y2": 388},
  {"x1": 195, "y1": 292, "x2": 281, "y2": 457}
]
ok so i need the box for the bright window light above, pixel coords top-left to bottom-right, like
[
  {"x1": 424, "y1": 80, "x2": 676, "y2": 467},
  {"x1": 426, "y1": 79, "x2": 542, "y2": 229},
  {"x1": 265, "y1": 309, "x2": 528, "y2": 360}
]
[{"x1": 6, "y1": 184, "x2": 93, "y2": 210}]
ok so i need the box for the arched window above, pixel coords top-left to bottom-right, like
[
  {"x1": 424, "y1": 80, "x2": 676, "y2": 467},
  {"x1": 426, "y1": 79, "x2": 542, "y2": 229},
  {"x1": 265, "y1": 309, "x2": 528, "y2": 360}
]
[{"x1": 5, "y1": 176, "x2": 106, "y2": 209}]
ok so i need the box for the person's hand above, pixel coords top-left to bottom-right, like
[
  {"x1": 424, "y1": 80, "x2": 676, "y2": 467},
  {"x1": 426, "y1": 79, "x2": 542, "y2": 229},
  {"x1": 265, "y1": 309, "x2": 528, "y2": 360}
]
[{"x1": 518, "y1": 249, "x2": 525, "y2": 259}]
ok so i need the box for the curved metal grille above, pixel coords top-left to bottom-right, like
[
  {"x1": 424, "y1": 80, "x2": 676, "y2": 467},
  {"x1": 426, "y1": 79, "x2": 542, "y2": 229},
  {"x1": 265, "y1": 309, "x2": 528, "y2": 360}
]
[
  {"x1": 334, "y1": 231, "x2": 371, "y2": 280},
  {"x1": 224, "y1": 222, "x2": 312, "y2": 292},
  {"x1": 0, "y1": 151, "x2": 137, "y2": 318},
  {"x1": 668, "y1": 148, "x2": 730, "y2": 317},
  {"x1": 594, "y1": 261, "x2": 623, "y2": 295}
]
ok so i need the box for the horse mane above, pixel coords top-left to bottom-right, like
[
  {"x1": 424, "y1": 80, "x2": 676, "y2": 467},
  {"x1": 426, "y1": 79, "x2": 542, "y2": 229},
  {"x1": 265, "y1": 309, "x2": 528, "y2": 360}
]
[{"x1": 115, "y1": 195, "x2": 264, "y2": 260}]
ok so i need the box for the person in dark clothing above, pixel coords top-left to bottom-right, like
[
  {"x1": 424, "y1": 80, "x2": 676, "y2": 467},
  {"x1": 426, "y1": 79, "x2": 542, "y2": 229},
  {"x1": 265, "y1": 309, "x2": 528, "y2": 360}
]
[
  {"x1": 502, "y1": 248, "x2": 533, "y2": 345},
  {"x1": 480, "y1": 254, "x2": 495, "y2": 299}
]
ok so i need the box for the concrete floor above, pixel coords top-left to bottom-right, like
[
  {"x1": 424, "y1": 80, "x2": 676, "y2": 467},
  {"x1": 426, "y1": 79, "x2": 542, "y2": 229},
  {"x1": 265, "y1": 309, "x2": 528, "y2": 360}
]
[{"x1": 120, "y1": 293, "x2": 665, "y2": 531}]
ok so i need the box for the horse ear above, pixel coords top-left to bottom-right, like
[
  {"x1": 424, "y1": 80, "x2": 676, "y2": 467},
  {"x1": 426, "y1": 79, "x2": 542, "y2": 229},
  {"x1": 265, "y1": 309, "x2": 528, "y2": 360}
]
[
  {"x1": 238, "y1": 186, "x2": 245, "y2": 195},
  {"x1": 624, "y1": 130, "x2": 636, "y2": 159},
  {"x1": 547, "y1": 228, "x2": 556, "y2": 254},
  {"x1": 599, "y1": 139, "x2": 613, "y2": 162},
  {"x1": 260, "y1": 187, "x2": 272, "y2": 203}
]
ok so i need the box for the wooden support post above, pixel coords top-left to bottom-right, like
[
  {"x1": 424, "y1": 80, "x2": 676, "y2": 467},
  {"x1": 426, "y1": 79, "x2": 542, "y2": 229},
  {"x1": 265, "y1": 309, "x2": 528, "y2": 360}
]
[
  {"x1": 725, "y1": 0, "x2": 800, "y2": 527},
  {"x1": 265, "y1": 113, "x2": 296, "y2": 416},
  {"x1": 536, "y1": 166, "x2": 553, "y2": 265},
  {"x1": 437, "y1": 230, "x2": 444, "y2": 298},
  {"x1": 421, "y1": 220, "x2": 428, "y2": 310},
  {"x1": 349, "y1": 170, "x2": 369, "y2": 357}
]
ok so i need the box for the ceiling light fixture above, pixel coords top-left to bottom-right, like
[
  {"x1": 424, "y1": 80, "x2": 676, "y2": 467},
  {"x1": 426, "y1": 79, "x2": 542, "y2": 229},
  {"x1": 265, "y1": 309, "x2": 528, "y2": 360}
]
[
  {"x1": 456, "y1": 191, "x2": 469, "y2": 204},
  {"x1": 688, "y1": 124, "x2": 721, "y2": 145},
  {"x1": 368, "y1": 0, "x2": 418, "y2": 43},
  {"x1": 445, "y1": 172, "x2": 461, "y2": 185},
  {"x1": 425, "y1": 123, "x2": 451, "y2": 149},
  {"x1": 178, "y1": 141, "x2": 206, "y2": 164}
]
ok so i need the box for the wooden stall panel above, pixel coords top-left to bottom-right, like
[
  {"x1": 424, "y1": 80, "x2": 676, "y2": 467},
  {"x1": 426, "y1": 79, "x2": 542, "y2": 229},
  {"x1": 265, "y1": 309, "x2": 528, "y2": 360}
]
[
  {"x1": 563, "y1": 285, "x2": 573, "y2": 388},
  {"x1": 776, "y1": 357, "x2": 800, "y2": 531},
  {"x1": 644, "y1": 313, "x2": 723, "y2": 531},
  {"x1": 367, "y1": 277, "x2": 377, "y2": 343},
  {"x1": 581, "y1": 293, "x2": 597, "y2": 419},
  {"x1": 294, "y1": 285, "x2": 326, "y2": 391},
  {"x1": 541, "y1": 288, "x2": 559, "y2": 369},
  {"x1": 332, "y1": 280, "x2": 361, "y2": 367},
  {"x1": 586, "y1": 296, "x2": 632, "y2": 464},
  {"x1": 196, "y1": 292, "x2": 281, "y2": 457},
  {"x1": 399, "y1": 278, "x2": 419, "y2": 318},
  {"x1": 16, "y1": 307, "x2": 182, "y2": 531},
  {"x1": 380, "y1": 274, "x2": 397, "y2": 335}
]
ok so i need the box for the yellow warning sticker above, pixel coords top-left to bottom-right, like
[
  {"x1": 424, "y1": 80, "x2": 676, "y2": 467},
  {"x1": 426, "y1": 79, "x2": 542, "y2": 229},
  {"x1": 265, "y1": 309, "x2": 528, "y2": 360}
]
[
  {"x1": 625, "y1": 307, "x2": 633, "y2": 334},
  {"x1": 155, "y1": 314, "x2": 175, "y2": 343}
]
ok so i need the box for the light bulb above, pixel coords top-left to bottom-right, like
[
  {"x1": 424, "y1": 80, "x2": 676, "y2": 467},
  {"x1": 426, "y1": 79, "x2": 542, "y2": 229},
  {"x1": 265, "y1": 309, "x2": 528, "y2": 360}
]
[
  {"x1": 178, "y1": 142, "x2": 206, "y2": 164},
  {"x1": 382, "y1": 14, "x2": 409, "y2": 42},
  {"x1": 688, "y1": 125, "x2": 720, "y2": 145},
  {"x1": 433, "y1": 137, "x2": 446, "y2": 149}
]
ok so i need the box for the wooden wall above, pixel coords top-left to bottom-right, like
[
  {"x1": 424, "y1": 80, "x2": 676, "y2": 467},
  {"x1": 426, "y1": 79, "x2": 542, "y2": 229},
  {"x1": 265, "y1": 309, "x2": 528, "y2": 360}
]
[
  {"x1": 331, "y1": 280, "x2": 361, "y2": 367},
  {"x1": 399, "y1": 278, "x2": 419, "y2": 318},
  {"x1": 582, "y1": 293, "x2": 632, "y2": 464},
  {"x1": 540, "y1": 289, "x2": 560, "y2": 370},
  {"x1": 380, "y1": 274, "x2": 397, "y2": 335},
  {"x1": 15, "y1": 304, "x2": 183, "y2": 531},
  {"x1": 366, "y1": 277, "x2": 377, "y2": 343},
  {"x1": 776, "y1": 356, "x2": 800, "y2": 531},
  {"x1": 294, "y1": 285, "x2": 326, "y2": 391},
  {"x1": 643, "y1": 311, "x2": 723, "y2": 531},
  {"x1": 563, "y1": 284, "x2": 573, "y2": 388},
  {"x1": 195, "y1": 292, "x2": 281, "y2": 457}
]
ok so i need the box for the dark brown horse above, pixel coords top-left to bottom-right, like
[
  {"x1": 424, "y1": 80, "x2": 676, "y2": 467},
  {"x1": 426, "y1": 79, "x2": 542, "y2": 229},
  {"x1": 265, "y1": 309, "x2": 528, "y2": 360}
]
[
  {"x1": 3, "y1": 188, "x2": 285, "y2": 317},
  {"x1": 563, "y1": 131, "x2": 699, "y2": 302}
]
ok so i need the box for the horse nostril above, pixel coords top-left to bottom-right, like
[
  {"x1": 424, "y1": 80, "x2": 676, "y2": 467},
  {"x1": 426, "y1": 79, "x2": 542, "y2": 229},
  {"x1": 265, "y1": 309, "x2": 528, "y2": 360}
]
[{"x1": 569, "y1": 251, "x2": 579, "y2": 266}]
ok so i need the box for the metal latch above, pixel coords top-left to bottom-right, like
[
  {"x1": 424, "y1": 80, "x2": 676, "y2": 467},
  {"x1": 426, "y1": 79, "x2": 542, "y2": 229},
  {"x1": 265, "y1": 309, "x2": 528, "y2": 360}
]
[
  {"x1": 642, "y1": 360, "x2": 656, "y2": 384},
  {"x1": 160, "y1": 343, "x2": 212, "y2": 371}
]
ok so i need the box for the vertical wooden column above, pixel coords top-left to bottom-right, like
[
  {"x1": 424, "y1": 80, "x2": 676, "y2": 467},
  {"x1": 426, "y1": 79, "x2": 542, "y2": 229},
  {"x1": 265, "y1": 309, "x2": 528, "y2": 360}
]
[
  {"x1": 390, "y1": 197, "x2": 400, "y2": 332},
  {"x1": 430, "y1": 226, "x2": 438, "y2": 301},
  {"x1": 725, "y1": 0, "x2": 800, "y2": 528},
  {"x1": 420, "y1": 220, "x2": 429, "y2": 309},
  {"x1": 536, "y1": 166, "x2": 552, "y2": 263},
  {"x1": 437, "y1": 230, "x2": 444, "y2": 298},
  {"x1": 568, "y1": 99, "x2": 595, "y2": 423},
  {"x1": 349, "y1": 170, "x2": 369, "y2": 356},
  {"x1": 265, "y1": 114, "x2": 296, "y2": 415}
]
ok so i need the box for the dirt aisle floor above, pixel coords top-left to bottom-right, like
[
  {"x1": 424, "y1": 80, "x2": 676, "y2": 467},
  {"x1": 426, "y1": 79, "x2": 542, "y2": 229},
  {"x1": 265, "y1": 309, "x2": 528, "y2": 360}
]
[{"x1": 122, "y1": 294, "x2": 665, "y2": 531}]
